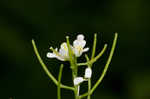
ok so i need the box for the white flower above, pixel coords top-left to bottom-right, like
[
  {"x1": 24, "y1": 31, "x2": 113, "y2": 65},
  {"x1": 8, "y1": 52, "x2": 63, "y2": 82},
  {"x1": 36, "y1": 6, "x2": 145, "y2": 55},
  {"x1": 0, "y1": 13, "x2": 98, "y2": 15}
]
[
  {"x1": 73, "y1": 77, "x2": 84, "y2": 85},
  {"x1": 47, "y1": 34, "x2": 89, "y2": 61},
  {"x1": 84, "y1": 67, "x2": 92, "y2": 78},
  {"x1": 47, "y1": 42, "x2": 70, "y2": 61},
  {"x1": 73, "y1": 34, "x2": 89, "y2": 57}
]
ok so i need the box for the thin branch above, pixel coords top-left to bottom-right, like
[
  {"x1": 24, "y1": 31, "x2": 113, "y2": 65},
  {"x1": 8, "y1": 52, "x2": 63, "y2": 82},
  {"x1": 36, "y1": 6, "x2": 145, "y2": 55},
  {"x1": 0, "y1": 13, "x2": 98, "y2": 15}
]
[
  {"x1": 79, "y1": 92, "x2": 88, "y2": 99},
  {"x1": 90, "y1": 33, "x2": 118, "y2": 94},
  {"x1": 57, "y1": 64, "x2": 64, "y2": 99},
  {"x1": 77, "y1": 44, "x2": 108, "y2": 66},
  {"x1": 31, "y1": 39, "x2": 74, "y2": 91},
  {"x1": 66, "y1": 36, "x2": 74, "y2": 67},
  {"x1": 80, "y1": 33, "x2": 118, "y2": 98},
  {"x1": 32, "y1": 40, "x2": 58, "y2": 85},
  {"x1": 91, "y1": 33, "x2": 97, "y2": 59}
]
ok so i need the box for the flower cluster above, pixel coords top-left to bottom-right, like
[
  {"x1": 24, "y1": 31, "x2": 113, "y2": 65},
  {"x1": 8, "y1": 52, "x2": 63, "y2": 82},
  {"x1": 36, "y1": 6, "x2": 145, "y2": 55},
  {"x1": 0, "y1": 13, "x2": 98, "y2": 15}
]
[
  {"x1": 47, "y1": 34, "x2": 89, "y2": 61},
  {"x1": 47, "y1": 34, "x2": 92, "y2": 84},
  {"x1": 47, "y1": 34, "x2": 92, "y2": 95}
]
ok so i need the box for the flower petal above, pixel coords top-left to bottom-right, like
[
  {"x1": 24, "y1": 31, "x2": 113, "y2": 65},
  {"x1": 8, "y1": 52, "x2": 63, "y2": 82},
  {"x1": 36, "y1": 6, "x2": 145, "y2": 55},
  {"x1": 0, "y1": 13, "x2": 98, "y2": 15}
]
[
  {"x1": 73, "y1": 40, "x2": 86, "y2": 48},
  {"x1": 83, "y1": 47, "x2": 89, "y2": 52},
  {"x1": 77, "y1": 34, "x2": 84, "y2": 40},
  {"x1": 55, "y1": 56, "x2": 65, "y2": 61},
  {"x1": 47, "y1": 48, "x2": 65, "y2": 61},
  {"x1": 73, "y1": 48, "x2": 80, "y2": 57},
  {"x1": 60, "y1": 42, "x2": 68, "y2": 49},
  {"x1": 47, "y1": 52, "x2": 56, "y2": 58},
  {"x1": 59, "y1": 42, "x2": 69, "y2": 59}
]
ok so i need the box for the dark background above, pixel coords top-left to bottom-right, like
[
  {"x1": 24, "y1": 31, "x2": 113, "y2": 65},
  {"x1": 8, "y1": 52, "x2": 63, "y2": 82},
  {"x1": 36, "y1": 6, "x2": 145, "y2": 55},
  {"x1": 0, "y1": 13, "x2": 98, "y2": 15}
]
[{"x1": 0, "y1": 0, "x2": 150, "y2": 99}]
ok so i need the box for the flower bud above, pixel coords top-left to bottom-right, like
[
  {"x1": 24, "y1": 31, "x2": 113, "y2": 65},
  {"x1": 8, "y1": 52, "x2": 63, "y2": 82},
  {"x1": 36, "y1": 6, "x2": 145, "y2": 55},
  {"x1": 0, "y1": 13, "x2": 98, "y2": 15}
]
[
  {"x1": 73, "y1": 77, "x2": 84, "y2": 85},
  {"x1": 84, "y1": 67, "x2": 92, "y2": 78}
]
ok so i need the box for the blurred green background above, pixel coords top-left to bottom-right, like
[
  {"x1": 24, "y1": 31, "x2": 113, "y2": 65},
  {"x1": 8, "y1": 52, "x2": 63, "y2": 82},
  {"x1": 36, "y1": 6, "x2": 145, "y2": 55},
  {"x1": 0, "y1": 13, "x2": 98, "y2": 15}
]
[{"x1": 0, "y1": 0, "x2": 150, "y2": 99}]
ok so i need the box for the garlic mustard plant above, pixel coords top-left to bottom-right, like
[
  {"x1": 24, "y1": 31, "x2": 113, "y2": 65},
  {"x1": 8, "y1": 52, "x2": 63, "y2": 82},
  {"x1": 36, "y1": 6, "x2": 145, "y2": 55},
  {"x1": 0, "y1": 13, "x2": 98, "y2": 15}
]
[{"x1": 32, "y1": 33, "x2": 118, "y2": 99}]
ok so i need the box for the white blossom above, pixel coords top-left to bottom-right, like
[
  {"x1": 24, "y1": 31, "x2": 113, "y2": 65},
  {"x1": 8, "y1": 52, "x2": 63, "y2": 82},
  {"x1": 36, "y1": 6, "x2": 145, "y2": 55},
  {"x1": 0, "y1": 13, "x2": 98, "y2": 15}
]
[
  {"x1": 84, "y1": 67, "x2": 92, "y2": 78},
  {"x1": 47, "y1": 34, "x2": 89, "y2": 61},
  {"x1": 73, "y1": 77, "x2": 84, "y2": 85},
  {"x1": 73, "y1": 34, "x2": 89, "y2": 57},
  {"x1": 47, "y1": 42, "x2": 70, "y2": 61}
]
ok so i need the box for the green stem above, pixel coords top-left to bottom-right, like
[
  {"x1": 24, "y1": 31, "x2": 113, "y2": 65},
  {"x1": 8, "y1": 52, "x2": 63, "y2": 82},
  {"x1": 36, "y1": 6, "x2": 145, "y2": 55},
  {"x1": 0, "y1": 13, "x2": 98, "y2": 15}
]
[
  {"x1": 60, "y1": 84, "x2": 74, "y2": 90},
  {"x1": 77, "y1": 44, "x2": 107, "y2": 66},
  {"x1": 87, "y1": 79, "x2": 91, "y2": 99},
  {"x1": 90, "y1": 33, "x2": 118, "y2": 94},
  {"x1": 66, "y1": 36, "x2": 74, "y2": 69},
  {"x1": 80, "y1": 33, "x2": 118, "y2": 98},
  {"x1": 57, "y1": 64, "x2": 64, "y2": 99},
  {"x1": 86, "y1": 33, "x2": 97, "y2": 99},
  {"x1": 66, "y1": 36, "x2": 79, "y2": 99},
  {"x1": 79, "y1": 92, "x2": 88, "y2": 99},
  {"x1": 85, "y1": 54, "x2": 91, "y2": 99},
  {"x1": 87, "y1": 33, "x2": 97, "y2": 99},
  {"x1": 32, "y1": 40, "x2": 58, "y2": 85},
  {"x1": 32, "y1": 39, "x2": 74, "y2": 91},
  {"x1": 74, "y1": 86, "x2": 79, "y2": 99},
  {"x1": 91, "y1": 33, "x2": 97, "y2": 59}
]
